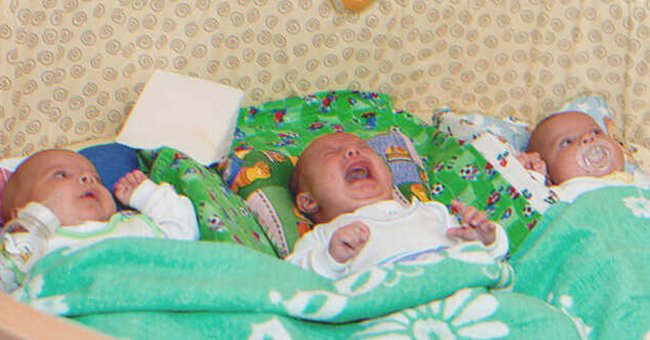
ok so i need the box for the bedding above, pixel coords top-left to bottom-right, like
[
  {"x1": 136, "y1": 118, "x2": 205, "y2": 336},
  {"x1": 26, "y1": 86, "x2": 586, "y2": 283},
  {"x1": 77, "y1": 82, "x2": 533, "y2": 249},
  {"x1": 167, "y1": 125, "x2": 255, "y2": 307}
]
[
  {"x1": 425, "y1": 133, "x2": 556, "y2": 254},
  {"x1": 230, "y1": 90, "x2": 432, "y2": 157},
  {"x1": 219, "y1": 148, "x2": 307, "y2": 257},
  {"x1": 3, "y1": 86, "x2": 650, "y2": 338},
  {"x1": 431, "y1": 107, "x2": 531, "y2": 152},
  {"x1": 16, "y1": 238, "x2": 581, "y2": 339},
  {"x1": 138, "y1": 147, "x2": 276, "y2": 256},
  {"x1": 227, "y1": 90, "x2": 556, "y2": 255},
  {"x1": 3, "y1": 1, "x2": 650, "y2": 337},
  {"x1": 511, "y1": 185, "x2": 650, "y2": 339},
  {"x1": 14, "y1": 149, "x2": 649, "y2": 339}
]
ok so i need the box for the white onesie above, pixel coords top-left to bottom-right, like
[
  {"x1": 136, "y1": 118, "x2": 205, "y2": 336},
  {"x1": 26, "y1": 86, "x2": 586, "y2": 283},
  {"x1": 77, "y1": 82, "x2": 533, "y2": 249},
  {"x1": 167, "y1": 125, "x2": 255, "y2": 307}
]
[{"x1": 287, "y1": 199, "x2": 508, "y2": 279}]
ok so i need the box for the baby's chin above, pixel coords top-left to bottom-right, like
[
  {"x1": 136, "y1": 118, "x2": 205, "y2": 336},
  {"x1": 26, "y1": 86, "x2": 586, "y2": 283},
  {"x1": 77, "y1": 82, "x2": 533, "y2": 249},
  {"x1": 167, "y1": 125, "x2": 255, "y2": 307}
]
[
  {"x1": 60, "y1": 209, "x2": 115, "y2": 226},
  {"x1": 555, "y1": 165, "x2": 623, "y2": 185},
  {"x1": 347, "y1": 186, "x2": 393, "y2": 204}
]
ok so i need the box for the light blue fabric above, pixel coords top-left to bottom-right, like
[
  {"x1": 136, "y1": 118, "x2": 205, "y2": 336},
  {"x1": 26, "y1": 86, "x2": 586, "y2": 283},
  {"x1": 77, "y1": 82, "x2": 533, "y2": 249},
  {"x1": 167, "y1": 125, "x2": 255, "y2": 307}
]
[
  {"x1": 432, "y1": 107, "x2": 531, "y2": 151},
  {"x1": 557, "y1": 94, "x2": 611, "y2": 132}
]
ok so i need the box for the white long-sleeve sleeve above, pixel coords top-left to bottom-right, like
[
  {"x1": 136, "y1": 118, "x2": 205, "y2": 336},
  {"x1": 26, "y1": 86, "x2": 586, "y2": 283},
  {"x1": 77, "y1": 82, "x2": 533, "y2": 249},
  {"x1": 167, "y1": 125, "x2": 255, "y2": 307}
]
[
  {"x1": 128, "y1": 180, "x2": 199, "y2": 241},
  {"x1": 445, "y1": 208, "x2": 509, "y2": 260},
  {"x1": 286, "y1": 224, "x2": 349, "y2": 279},
  {"x1": 484, "y1": 222, "x2": 509, "y2": 260}
]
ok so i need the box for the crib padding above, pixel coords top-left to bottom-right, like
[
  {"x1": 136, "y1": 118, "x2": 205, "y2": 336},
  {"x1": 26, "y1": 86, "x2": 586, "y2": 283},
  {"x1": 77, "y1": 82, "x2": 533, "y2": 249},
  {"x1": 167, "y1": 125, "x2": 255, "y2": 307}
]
[{"x1": 3, "y1": 1, "x2": 650, "y2": 159}]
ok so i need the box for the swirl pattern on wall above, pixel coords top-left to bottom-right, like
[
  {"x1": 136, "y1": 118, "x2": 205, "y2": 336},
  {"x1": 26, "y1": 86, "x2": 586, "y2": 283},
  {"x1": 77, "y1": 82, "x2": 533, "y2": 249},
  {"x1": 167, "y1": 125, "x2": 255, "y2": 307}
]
[{"x1": 1, "y1": 0, "x2": 650, "y2": 158}]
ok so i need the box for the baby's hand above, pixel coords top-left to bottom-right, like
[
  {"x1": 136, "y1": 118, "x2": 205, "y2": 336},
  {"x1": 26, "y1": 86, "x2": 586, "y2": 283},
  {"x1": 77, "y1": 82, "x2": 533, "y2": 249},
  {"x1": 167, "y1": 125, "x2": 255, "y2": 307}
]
[
  {"x1": 446, "y1": 200, "x2": 496, "y2": 246},
  {"x1": 113, "y1": 170, "x2": 148, "y2": 206},
  {"x1": 516, "y1": 152, "x2": 548, "y2": 177},
  {"x1": 329, "y1": 222, "x2": 370, "y2": 263}
]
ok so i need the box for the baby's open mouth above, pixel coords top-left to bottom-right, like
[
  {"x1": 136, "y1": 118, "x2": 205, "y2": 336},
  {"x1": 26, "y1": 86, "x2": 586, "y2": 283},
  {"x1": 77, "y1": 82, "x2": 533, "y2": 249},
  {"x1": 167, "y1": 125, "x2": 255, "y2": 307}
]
[
  {"x1": 345, "y1": 163, "x2": 372, "y2": 182},
  {"x1": 81, "y1": 190, "x2": 97, "y2": 199}
]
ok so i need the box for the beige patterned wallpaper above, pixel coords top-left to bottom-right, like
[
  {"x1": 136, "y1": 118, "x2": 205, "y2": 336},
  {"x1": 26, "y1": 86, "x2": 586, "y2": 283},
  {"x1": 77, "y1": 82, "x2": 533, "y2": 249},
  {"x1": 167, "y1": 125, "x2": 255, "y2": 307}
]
[{"x1": 1, "y1": 0, "x2": 650, "y2": 159}]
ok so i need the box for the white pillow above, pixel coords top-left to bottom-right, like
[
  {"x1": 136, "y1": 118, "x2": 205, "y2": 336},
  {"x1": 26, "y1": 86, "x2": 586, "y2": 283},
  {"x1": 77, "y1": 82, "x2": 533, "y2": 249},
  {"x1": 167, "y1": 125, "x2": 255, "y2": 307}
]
[{"x1": 117, "y1": 70, "x2": 243, "y2": 165}]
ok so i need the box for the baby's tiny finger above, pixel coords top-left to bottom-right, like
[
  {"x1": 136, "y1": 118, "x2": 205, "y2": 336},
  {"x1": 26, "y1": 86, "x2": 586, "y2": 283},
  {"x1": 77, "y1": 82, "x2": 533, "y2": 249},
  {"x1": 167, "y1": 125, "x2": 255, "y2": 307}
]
[
  {"x1": 113, "y1": 181, "x2": 124, "y2": 193},
  {"x1": 450, "y1": 200, "x2": 463, "y2": 213},
  {"x1": 474, "y1": 211, "x2": 488, "y2": 225},
  {"x1": 481, "y1": 221, "x2": 495, "y2": 233},
  {"x1": 121, "y1": 173, "x2": 133, "y2": 184},
  {"x1": 463, "y1": 208, "x2": 478, "y2": 225},
  {"x1": 447, "y1": 227, "x2": 469, "y2": 240},
  {"x1": 133, "y1": 170, "x2": 146, "y2": 181},
  {"x1": 359, "y1": 226, "x2": 370, "y2": 242}
]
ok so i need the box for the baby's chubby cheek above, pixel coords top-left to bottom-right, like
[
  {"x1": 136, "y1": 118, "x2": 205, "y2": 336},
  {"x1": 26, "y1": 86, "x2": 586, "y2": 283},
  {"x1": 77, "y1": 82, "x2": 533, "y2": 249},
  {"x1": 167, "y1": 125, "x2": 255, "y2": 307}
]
[
  {"x1": 35, "y1": 192, "x2": 98, "y2": 226},
  {"x1": 36, "y1": 192, "x2": 65, "y2": 214}
]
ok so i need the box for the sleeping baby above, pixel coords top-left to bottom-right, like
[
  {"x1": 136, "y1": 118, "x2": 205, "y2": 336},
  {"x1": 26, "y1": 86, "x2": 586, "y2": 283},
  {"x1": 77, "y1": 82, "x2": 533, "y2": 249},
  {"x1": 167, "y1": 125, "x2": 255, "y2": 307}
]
[
  {"x1": 517, "y1": 110, "x2": 649, "y2": 202},
  {"x1": 285, "y1": 132, "x2": 508, "y2": 279},
  {"x1": 0, "y1": 149, "x2": 198, "y2": 291}
]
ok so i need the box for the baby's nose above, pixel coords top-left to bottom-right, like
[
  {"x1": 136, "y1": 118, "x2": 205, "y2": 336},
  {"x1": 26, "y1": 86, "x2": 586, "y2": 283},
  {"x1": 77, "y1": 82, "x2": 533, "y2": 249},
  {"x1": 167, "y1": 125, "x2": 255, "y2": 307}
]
[
  {"x1": 345, "y1": 147, "x2": 360, "y2": 158},
  {"x1": 80, "y1": 174, "x2": 96, "y2": 184},
  {"x1": 580, "y1": 131, "x2": 596, "y2": 145}
]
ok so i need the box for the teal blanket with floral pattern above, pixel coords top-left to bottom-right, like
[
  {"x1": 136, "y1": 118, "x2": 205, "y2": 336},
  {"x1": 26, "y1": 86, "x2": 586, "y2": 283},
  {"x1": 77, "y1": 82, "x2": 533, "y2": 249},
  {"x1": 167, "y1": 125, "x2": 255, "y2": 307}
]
[
  {"x1": 15, "y1": 239, "x2": 579, "y2": 339},
  {"x1": 511, "y1": 185, "x2": 650, "y2": 339},
  {"x1": 14, "y1": 182, "x2": 649, "y2": 339}
]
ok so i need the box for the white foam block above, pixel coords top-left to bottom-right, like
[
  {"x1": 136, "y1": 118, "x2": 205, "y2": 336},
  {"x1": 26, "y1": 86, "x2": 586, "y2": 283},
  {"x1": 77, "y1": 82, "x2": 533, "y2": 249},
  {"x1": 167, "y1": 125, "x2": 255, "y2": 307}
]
[{"x1": 117, "y1": 70, "x2": 243, "y2": 165}]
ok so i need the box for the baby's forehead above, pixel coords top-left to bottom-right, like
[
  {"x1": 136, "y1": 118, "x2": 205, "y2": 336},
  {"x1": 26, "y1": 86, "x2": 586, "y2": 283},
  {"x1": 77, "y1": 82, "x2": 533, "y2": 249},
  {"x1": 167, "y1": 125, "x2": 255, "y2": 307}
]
[
  {"x1": 310, "y1": 133, "x2": 364, "y2": 149},
  {"x1": 537, "y1": 111, "x2": 595, "y2": 134},
  {"x1": 546, "y1": 111, "x2": 595, "y2": 126},
  {"x1": 20, "y1": 150, "x2": 95, "y2": 174}
]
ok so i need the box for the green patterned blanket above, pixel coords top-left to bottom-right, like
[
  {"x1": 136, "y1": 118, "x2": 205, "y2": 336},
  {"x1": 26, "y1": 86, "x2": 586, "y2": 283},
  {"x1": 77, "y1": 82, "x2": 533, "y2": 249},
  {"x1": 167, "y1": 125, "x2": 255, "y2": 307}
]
[
  {"x1": 15, "y1": 239, "x2": 579, "y2": 339},
  {"x1": 511, "y1": 185, "x2": 650, "y2": 339}
]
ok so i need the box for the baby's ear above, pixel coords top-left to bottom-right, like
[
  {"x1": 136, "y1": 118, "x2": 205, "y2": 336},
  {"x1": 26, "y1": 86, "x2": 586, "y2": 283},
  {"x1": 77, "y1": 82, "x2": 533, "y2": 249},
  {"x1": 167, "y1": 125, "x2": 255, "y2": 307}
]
[
  {"x1": 296, "y1": 192, "x2": 319, "y2": 214},
  {"x1": 9, "y1": 207, "x2": 19, "y2": 220}
]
